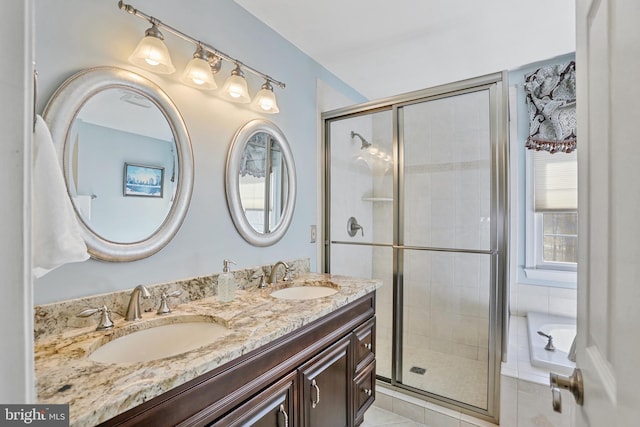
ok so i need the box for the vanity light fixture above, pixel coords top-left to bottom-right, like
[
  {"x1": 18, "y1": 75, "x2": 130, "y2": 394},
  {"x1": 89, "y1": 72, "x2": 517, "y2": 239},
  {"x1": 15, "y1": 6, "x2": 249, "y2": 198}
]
[
  {"x1": 118, "y1": 1, "x2": 285, "y2": 113},
  {"x1": 220, "y1": 64, "x2": 251, "y2": 103},
  {"x1": 128, "y1": 23, "x2": 176, "y2": 74},
  {"x1": 250, "y1": 80, "x2": 280, "y2": 114},
  {"x1": 181, "y1": 45, "x2": 219, "y2": 90}
]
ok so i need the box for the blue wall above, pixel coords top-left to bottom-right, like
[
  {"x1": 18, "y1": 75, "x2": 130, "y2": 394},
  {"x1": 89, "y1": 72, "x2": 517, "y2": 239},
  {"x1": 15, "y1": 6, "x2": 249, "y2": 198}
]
[{"x1": 34, "y1": 0, "x2": 365, "y2": 303}]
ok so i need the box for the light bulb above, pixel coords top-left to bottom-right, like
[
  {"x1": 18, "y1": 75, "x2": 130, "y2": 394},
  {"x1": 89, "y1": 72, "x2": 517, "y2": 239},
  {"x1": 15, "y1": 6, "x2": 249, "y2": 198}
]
[
  {"x1": 260, "y1": 98, "x2": 274, "y2": 110},
  {"x1": 220, "y1": 64, "x2": 251, "y2": 103},
  {"x1": 128, "y1": 24, "x2": 175, "y2": 74},
  {"x1": 250, "y1": 81, "x2": 279, "y2": 114},
  {"x1": 181, "y1": 47, "x2": 217, "y2": 90}
]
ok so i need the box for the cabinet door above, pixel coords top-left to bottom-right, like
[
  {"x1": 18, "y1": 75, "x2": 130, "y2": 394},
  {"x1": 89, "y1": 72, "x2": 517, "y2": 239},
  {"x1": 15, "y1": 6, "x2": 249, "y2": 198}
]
[
  {"x1": 353, "y1": 317, "x2": 375, "y2": 373},
  {"x1": 299, "y1": 336, "x2": 352, "y2": 427},
  {"x1": 209, "y1": 371, "x2": 296, "y2": 427},
  {"x1": 353, "y1": 361, "x2": 375, "y2": 426}
]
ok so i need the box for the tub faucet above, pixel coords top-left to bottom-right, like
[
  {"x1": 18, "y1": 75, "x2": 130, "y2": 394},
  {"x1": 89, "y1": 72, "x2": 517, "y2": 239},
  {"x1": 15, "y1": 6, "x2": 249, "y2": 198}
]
[
  {"x1": 537, "y1": 330, "x2": 556, "y2": 351},
  {"x1": 568, "y1": 336, "x2": 577, "y2": 362},
  {"x1": 125, "y1": 284, "x2": 151, "y2": 321},
  {"x1": 269, "y1": 261, "x2": 292, "y2": 284}
]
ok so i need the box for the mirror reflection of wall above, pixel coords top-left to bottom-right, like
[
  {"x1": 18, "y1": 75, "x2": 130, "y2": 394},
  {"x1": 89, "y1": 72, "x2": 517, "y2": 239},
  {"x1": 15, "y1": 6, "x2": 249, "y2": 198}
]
[{"x1": 68, "y1": 88, "x2": 177, "y2": 243}]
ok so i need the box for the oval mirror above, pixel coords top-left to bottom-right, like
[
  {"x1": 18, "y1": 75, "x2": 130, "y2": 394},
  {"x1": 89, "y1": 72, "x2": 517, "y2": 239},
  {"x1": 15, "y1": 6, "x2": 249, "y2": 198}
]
[
  {"x1": 226, "y1": 119, "x2": 296, "y2": 246},
  {"x1": 43, "y1": 67, "x2": 194, "y2": 261}
]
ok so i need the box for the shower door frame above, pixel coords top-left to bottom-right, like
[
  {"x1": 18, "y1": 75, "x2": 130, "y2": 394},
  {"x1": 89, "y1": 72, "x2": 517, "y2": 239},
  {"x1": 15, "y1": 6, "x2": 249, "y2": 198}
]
[{"x1": 322, "y1": 72, "x2": 509, "y2": 422}]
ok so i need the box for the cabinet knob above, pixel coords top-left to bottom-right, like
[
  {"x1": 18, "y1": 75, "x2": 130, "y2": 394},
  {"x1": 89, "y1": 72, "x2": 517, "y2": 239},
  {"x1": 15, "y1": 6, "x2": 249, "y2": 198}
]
[
  {"x1": 362, "y1": 342, "x2": 372, "y2": 350},
  {"x1": 362, "y1": 388, "x2": 372, "y2": 397}
]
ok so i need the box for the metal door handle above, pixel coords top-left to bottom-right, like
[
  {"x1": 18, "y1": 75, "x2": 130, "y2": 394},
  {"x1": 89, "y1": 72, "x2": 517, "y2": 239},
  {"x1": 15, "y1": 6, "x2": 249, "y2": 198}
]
[
  {"x1": 550, "y1": 368, "x2": 584, "y2": 413},
  {"x1": 278, "y1": 404, "x2": 289, "y2": 427},
  {"x1": 311, "y1": 379, "x2": 320, "y2": 408},
  {"x1": 362, "y1": 342, "x2": 372, "y2": 350}
]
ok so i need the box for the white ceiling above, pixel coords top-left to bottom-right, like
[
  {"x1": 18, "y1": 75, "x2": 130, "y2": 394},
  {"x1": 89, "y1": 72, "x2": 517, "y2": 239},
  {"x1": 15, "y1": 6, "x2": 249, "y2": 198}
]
[{"x1": 234, "y1": 0, "x2": 576, "y2": 100}]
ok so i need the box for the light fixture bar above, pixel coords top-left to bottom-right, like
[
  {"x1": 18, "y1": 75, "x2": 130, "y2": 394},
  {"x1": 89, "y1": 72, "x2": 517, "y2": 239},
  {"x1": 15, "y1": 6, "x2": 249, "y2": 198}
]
[{"x1": 118, "y1": 1, "x2": 286, "y2": 89}]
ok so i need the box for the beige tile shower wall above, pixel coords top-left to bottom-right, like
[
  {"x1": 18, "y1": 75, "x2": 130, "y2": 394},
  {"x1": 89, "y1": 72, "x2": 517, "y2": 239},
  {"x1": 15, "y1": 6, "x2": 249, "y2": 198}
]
[
  {"x1": 399, "y1": 91, "x2": 493, "y2": 363},
  {"x1": 372, "y1": 246, "x2": 394, "y2": 379},
  {"x1": 329, "y1": 115, "x2": 374, "y2": 249},
  {"x1": 403, "y1": 251, "x2": 490, "y2": 362},
  {"x1": 371, "y1": 112, "x2": 395, "y2": 379}
]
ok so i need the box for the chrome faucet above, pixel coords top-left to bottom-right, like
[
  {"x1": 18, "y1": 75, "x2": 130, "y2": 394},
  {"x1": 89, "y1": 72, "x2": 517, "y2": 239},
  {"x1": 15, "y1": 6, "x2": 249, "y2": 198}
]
[
  {"x1": 568, "y1": 336, "x2": 577, "y2": 362},
  {"x1": 125, "y1": 284, "x2": 151, "y2": 321},
  {"x1": 269, "y1": 261, "x2": 292, "y2": 284}
]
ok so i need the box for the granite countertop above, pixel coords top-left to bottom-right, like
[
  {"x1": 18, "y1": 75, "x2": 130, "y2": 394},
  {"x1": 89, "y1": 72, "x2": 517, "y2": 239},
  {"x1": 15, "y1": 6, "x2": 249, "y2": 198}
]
[{"x1": 35, "y1": 273, "x2": 380, "y2": 427}]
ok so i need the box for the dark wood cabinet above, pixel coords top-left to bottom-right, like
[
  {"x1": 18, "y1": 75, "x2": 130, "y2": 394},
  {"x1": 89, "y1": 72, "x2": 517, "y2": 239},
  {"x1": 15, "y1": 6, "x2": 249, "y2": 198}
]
[
  {"x1": 209, "y1": 371, "x2": 296, "y2": 427},
  {"x1": 353, "y1": 317, "x2": 375, "y2": 372},
  {"x1": 300, "y1": 336, "x2": 352, "y2": 427},
  {"x1": 353, "y1": 360, "x2": 376, "y2": 426},
  {"x1": 99, "y1": 293, "x2": 375, "y2": 427},
  {"x1": 352, "y1": 317, "x2": 376, "y2": 426}
]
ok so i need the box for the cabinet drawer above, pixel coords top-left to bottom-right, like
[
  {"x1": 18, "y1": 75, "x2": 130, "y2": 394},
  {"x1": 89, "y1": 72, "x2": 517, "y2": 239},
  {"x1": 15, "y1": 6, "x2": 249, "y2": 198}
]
[
  {"x1": 353, "y1": 360, "x2": 375, "y2": 425},
  {"x1": 208, "y1": 371, "x2": 296, "y2": 427},
  {"x1": 353, "y1": 317, "x2": 375, "y2": 372}
]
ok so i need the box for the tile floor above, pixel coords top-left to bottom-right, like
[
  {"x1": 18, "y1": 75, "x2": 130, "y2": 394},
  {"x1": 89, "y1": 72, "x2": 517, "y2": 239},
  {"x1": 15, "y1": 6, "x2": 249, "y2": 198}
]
[{"x1": 362, "y1": 406, "x2": 427, "y2": 427}]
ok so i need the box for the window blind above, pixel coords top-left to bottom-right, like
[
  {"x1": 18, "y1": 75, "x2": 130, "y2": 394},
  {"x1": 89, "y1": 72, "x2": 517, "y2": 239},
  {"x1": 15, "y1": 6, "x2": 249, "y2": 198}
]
[{"x1": 533, "y1": 149, "x2": 577, "y2": 211}]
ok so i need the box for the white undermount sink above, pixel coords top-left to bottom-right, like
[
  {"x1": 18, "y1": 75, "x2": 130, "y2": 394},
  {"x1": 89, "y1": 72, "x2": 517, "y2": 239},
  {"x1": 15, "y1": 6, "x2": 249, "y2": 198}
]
[
  {"x1": 89, "y1": 321, "x2": 230, "y2": 364},
  {"x1": 270, "y1": 285, "x2": 338, "y2": 300}
]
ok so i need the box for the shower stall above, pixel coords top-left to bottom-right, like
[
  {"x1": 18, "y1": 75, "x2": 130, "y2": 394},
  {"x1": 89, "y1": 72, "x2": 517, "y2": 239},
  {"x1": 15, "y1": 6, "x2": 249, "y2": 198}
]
[{"x1": 322, "y1": 73, "x2": 508, "y2": 421}]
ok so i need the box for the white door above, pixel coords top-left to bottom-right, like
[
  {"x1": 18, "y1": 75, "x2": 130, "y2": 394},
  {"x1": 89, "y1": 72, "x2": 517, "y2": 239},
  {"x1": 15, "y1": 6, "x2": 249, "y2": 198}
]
[{"x1": 575, "y1": 0, "x2": 640, "y2": 425}]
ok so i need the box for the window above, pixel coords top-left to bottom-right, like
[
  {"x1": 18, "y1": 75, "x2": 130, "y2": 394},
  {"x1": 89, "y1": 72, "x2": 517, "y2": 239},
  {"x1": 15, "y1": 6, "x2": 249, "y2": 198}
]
[
  {"x1": 525, "y1": 149, "x2": 578, "y2": 283},
  {"x1": 537, "y1": 211, "x2": 578, "y2": 266}
]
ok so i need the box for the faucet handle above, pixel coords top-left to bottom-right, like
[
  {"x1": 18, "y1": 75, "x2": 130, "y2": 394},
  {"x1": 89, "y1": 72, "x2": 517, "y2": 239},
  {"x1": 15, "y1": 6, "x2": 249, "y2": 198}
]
[
  {"x1": 282, "y1": 265, "x2": 295, "y2": 282},
  {"x1": 251, "y1": 273, "x2": 267, "y2": 289},
  {"x1": 77, "y1": 305, "x2": 114, "y2": 331},
  {"x1": 157, "y1": 290, "x2": 182, "y2": 315}
]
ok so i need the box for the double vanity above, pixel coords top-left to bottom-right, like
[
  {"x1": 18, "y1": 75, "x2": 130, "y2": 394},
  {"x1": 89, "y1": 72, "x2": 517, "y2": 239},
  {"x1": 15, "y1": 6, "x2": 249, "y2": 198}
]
[{"x1": 35, "y1": 265, "x2": 380, "y2": 426}]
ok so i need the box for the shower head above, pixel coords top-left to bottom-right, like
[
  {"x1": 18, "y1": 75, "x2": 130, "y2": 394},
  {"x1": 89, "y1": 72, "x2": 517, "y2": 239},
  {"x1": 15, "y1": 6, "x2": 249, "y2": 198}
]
[{"x1": 351, "y1": 131, "x2": 372, "y2": 150}]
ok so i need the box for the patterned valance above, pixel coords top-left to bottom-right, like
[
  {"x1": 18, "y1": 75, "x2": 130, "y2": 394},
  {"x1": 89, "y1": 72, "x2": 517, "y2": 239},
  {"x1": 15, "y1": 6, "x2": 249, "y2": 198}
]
[
  {"x1": 524, "y1": 61, "x2": 576, "y2": 153},
  {"x1": 240, "y1": 133, "x2": 270, "y2": 178}
]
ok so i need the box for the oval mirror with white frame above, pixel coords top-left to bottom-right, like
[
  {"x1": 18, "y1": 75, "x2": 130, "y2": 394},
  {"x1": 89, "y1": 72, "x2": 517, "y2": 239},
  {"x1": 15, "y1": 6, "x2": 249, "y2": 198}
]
[
  {"x1": 43, "y1": 66, "x2": 194, "y2": 261},
  {"x1": 226, "y1": 119, "x2": 296, "y2": 246}
]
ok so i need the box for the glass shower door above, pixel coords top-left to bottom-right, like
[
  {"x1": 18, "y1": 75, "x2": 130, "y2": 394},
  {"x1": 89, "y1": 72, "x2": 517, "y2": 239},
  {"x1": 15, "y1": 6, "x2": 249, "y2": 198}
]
[
  {"x1": 398, "y1": 89, "x2": 494, "y2": 410},
  {"x1": 326, "y1": 109, "x2": 394, "y2": 379},
  {"x1": 323, "y1": 73, "x2": 506, "y2": 420}
]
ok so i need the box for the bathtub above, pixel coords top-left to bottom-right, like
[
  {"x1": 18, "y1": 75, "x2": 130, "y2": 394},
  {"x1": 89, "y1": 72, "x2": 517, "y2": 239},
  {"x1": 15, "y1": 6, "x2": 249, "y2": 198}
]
[{"x1": 527, "y1": 312, "x2": 576, "y2": 375}]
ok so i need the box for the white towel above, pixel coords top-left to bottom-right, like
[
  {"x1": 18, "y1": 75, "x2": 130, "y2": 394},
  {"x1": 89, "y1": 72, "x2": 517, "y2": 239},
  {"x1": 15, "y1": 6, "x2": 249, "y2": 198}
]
[{"x1": 33, "y1": 115, "x2": 89, "y2": 277}]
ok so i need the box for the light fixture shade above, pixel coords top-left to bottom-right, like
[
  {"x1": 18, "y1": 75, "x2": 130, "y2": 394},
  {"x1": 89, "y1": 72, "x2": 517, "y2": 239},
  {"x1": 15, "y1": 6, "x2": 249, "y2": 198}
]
[
  {"x1": 128, "y1": 25, "x2": 175, "y2": 74},
  {"x1": 220, "y1": 65, "x2": 251, "y2": 103},
  {"x1": 250, "y1": 81, "x2": 280, "y2": 114},
  {"x1": 181, "y1": 48, "x2": 217, "y2": 90}
]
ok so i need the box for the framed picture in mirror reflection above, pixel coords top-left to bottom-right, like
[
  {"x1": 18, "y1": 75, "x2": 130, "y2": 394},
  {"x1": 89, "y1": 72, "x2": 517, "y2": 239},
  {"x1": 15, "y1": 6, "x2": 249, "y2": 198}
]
[{"x1": 124, "y1": 163, "x2": 164, "y2": 198}]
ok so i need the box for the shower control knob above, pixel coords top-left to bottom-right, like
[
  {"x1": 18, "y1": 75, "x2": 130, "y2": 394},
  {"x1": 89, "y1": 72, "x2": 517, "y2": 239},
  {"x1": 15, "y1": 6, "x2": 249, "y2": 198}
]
[{"x1": 347, "y1": 217, "x2": 364, "y2": 237}]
